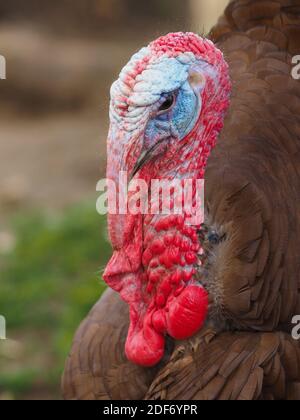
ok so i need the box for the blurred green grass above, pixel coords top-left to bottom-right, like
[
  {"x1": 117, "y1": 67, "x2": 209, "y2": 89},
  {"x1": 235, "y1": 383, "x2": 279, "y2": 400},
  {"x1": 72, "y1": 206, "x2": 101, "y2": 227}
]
[{"x1": 0, "y1": 201, "x2": 110, "y2": 399}]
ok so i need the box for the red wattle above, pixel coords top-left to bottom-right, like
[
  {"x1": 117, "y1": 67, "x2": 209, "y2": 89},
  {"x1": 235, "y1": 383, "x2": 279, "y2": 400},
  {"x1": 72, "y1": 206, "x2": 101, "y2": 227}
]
[
  {"x1": 125, "y1": 310, "x2": 165, "y2": 367},
  {"x1": 166, "y1": 285, "x2": 209, "y2": 340},
  {"x1": 124, "y1": 284, "x2": 209, "y2": 366}
]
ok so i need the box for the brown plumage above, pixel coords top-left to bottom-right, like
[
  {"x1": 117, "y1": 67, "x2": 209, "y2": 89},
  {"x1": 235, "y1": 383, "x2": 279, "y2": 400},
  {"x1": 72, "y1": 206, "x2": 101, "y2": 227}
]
[
  {"x1": 146, "y1": 330, "x2": 300, "y2": 400},
  {"x1": 62, "y1": 290, "x2": 159, "y2": 400},
  {"x1": 62, "y1": 0, "x2": 300, "y2": 400}
]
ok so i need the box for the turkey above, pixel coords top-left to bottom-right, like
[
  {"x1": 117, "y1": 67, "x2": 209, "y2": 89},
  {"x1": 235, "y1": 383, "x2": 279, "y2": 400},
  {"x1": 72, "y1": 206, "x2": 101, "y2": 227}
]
[{"x1": 62, "y1": 0, "x2": 300, "y2": 400}]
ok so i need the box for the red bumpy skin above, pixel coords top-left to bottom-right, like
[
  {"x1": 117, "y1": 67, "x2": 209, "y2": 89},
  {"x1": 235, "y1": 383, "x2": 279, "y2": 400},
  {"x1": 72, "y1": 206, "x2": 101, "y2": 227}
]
[{"x1": 103, "y1": 33, "x2": 231, "y2": 366}]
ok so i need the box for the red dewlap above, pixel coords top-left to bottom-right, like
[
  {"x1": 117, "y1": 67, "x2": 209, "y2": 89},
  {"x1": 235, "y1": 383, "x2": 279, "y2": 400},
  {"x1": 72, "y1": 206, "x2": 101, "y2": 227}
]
[
  {"x1": 103, "y1": 220, "x2": 210, "y2": 367},
  {"x1": 125, "y1": 310, "x2": 165, "y2": 367},
  {"x1": 165, "y1": 284, "x2": 208, "y2": 340},
  {"x1": 124, "y1": 283, "x2": 208, "y2": 367}
]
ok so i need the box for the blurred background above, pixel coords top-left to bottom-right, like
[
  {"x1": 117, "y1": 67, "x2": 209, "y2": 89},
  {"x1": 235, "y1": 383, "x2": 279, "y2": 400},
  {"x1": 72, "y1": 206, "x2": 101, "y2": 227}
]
[{"x1": 0, "y1": 0, "x2": 228, "y2": 400}]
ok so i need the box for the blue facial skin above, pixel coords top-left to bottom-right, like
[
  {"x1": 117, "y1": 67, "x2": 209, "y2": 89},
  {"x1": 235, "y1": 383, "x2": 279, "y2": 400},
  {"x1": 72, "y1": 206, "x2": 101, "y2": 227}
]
[{"x1": 144, "y1": 79, "x2": 201, "y2": 150}]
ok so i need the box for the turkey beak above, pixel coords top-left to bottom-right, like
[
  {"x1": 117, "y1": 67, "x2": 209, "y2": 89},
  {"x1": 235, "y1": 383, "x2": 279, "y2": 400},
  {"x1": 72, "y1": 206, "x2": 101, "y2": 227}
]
[
  {"x1": 131, "y1": 139, "x2": 166, "y2": 180},
  {"x1": 131, "y1": 148, "x2": 152, "y2": 180},
  {"x1": 131, "y1": 151, "x2": 146, "y2": 180}
]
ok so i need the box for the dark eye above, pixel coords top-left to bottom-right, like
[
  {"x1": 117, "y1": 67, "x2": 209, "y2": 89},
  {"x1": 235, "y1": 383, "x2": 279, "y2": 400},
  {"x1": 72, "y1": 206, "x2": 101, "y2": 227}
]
[{"x1": 158, "y1": 94, "x2": 175, "y2": 114}]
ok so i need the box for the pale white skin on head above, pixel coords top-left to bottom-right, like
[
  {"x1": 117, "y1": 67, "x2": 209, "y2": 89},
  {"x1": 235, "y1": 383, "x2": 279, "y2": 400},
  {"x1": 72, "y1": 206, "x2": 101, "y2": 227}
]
[{"x1": 109, "y1": 48, "x2": 218, "y2": 134}]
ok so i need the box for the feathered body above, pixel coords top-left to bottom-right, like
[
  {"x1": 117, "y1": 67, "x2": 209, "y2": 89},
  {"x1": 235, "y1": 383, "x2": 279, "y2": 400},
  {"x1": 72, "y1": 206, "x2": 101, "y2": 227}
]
[{"x1": 63, "y1": 0, "x2": 300, "y2": 400}]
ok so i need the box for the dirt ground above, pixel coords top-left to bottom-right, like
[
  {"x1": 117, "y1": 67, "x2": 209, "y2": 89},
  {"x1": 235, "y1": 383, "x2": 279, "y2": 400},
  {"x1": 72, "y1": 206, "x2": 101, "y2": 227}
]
[
  {"x1": 0, "y1": 24, "x2": 154, "y2": 218},
  {"x1": 0, "y1": 111, "x2": 106, "y2": 211}
]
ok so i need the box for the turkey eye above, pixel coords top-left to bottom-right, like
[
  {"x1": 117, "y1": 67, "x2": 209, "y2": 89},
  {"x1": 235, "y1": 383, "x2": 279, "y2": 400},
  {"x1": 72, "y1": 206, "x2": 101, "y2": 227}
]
[{"x1": 158, "y1": 94, "x2": 175, "y2": 114}]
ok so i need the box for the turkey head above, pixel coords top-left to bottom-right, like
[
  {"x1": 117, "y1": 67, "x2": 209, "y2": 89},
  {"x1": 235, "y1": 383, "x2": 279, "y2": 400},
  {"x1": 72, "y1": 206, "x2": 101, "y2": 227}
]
[{"x1": 103, "y1": 33, "x2": 231, "y2": 366}]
